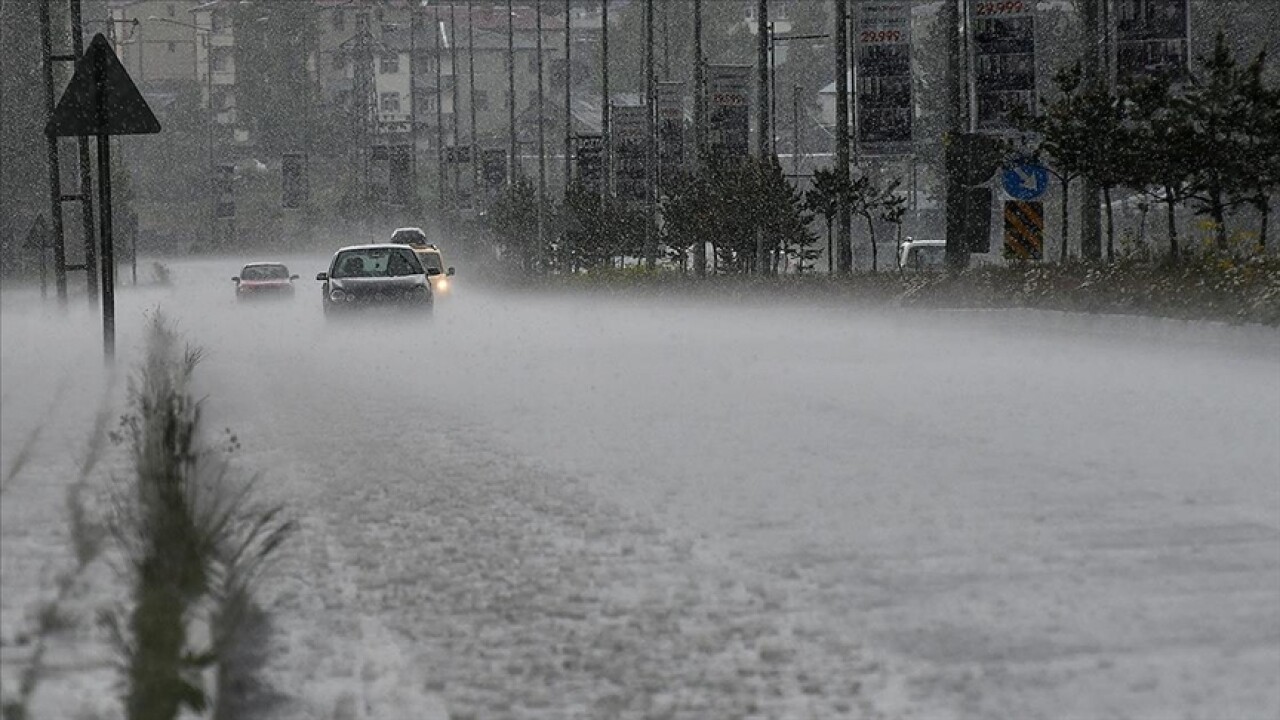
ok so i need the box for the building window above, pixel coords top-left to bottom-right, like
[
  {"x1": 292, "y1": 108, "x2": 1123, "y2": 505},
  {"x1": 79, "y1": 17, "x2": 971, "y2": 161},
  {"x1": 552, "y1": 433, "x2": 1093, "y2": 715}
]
[
  {"x1": 211, "y1": 47, "x2": 229, "y2": 72},
  {"x1": 474, "y1": 90, "x2": 489, "y2": 111},
  {"x1": 167, "y1": 42, "x2": 176, "y2": 53},
  {"x1": 381, "y1": 23, "x2": 398, "y2": 37},
  {"x1": 380, "y1": 53, "x2": 399, "y2": 74},
  {"x1": 210, "y1": 13, "x2": 224, "y2": 33},
  {"x1": 332, "y1": 9, "x2": 345, "y2": 31},
  {"x1": 380, "y1": 92, "x2": 401, "y2": 113},
  {"x1": 167, "y1": 4, "x2": 176, "y2": 17},
  {"x1": 331, "y1": 52, "x2": 346, "y2": 71}
]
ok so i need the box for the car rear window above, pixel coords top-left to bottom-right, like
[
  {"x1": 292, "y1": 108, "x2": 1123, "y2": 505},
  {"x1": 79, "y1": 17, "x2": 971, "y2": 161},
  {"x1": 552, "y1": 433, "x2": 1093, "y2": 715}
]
[
  {"x1": 242, "y1": 265, "x2": 288, "y2": 280},
  {"x1": 332, "y1": 248, "x2": 423, "y2": 278}
]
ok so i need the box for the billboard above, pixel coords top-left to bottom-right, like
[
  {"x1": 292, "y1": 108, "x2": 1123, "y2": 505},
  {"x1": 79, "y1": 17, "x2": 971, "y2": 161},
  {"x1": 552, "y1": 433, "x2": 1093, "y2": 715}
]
[
  {"x1": 612, "y1": 104, "x2": 648, "y2": 203},
  {"x1": 855, "y1": 1, "x2": 913, "y2": 156},
  {"x1": 1115, "y1": 0, "x2": 1190, "y2": 85},
  {"x1": 972, "y1": 0, "x2": 1037, "y2": 132},
  {"x1": 656, "y1": 81, "x2": 685, "y2": 187},
  {"x1": 575, "y1": 134, "x2": 604, "y2": 196},
  {"x1": 707, "y1": 64, "x2": 750, "y2": 163}
]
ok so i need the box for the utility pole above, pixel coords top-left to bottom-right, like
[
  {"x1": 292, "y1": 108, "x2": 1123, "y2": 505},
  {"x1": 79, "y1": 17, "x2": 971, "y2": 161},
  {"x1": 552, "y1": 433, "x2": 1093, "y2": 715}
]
[
  {"x1": 600, "y1": 0, "x2": 610, "y2": 200},
  {"x1": 834, "y1": 0, "x2": 851, "y2": 274},
  {"x1": 692, "y1": 0, "x2": 704, "y2": 277},
  {"x1": 643, "y1": 0, "x2": 656, "y2": 269},
  {"x1": 1080, "y1": 0, "x2": 1103, "y2": 260},
  {"x1": 507, "y1": 0, "x2": 517, "y2": 183},
  {"x1": 756, "y1": 0, "x2": 769, "y2": 274},
  {"x1": 564, "y1": 0, "x2": 573, "y2": 270},
  {"x1": 793, "y1": 83, "x2": 801, "y2": 177},
  {"x1": 435, "y1": 5, "x2": 446, "y2": 212},
  {"x1": 70, "y1": 0, "x2": 97, "y2": 308},
  {"x1": 450, "y1": 3, "x2": 461, "y2": 205},
  {"x1": 39, "y1": 0, "x2": 69, "y2": 302},
  {"x1": 564, "y1": 0, "x2": 572, "y2": 193},
  {"x1": 536, "y1": 0, "x2": 546, "y2": 271},
  {"x1": 468, "y1": 0, "x2": 478, "y2": 205},
  {"x1": 943, "y1": 0, "x2": 968, "y2": 270},
  {"x1": 410, "y1": 5, "x2": 419, "y2": 196}
]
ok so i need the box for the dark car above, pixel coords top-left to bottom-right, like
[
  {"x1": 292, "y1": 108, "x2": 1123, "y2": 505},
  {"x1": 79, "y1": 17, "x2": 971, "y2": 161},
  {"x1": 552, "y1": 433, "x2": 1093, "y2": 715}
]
[
  {"x1": 233, "y1": 262, "x2": 298, "y2": 300},
  {"x1": 316, "y1": 244, "x2": 433, "y2": 317}
]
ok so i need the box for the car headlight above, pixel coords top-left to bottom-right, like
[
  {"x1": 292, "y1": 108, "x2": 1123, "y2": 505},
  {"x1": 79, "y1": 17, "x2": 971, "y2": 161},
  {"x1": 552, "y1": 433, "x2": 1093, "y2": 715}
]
[
  {"x1": 329, "y1": 289, "x2": 346, "y2": 302},
  {"x1": 436, "y1": 278, "x2": 449, "y2": 292}
]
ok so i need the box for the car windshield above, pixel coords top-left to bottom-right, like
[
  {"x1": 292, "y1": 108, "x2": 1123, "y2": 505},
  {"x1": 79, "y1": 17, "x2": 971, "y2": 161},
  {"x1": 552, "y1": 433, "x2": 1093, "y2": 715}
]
[
  {"x1": 909, "y1": 246, "x2": 946, "y2": 269},
  {"x1": 331, "y1": 248, "x2": 423, "y2": 278},
  {"x1": 241, "y1": 265, "x2": 288, "y2": 280},
  {"x1": 417, "y1": 252, "x2": 444, "y2": 273}
]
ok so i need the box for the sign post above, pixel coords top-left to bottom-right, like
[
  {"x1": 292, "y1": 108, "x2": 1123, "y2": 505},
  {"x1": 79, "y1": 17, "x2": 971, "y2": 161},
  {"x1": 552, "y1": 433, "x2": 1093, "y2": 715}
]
[
  {"x1": 1003, "y1": 200, "x2": 1044, "y2": 260},
  {"x1": 45, "y1": 34, "x2": 160, "y2": 361},
  {"x1": 972, "y1": 0, "x2": 1037, "y2": 132},
  {"x1": 707, "y1": 65, "x2": 751, "y2": 164},
  {"x1": 855, "y1": 1, "x2": 913, "y2": 156},
  {"x1": 1116, "y1": 0, "x2": 1190, "y2": 85}
]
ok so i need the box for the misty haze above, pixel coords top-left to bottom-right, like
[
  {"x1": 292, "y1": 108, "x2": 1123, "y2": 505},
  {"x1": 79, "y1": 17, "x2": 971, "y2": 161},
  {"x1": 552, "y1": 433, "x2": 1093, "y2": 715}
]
[{"x1": 2, "y1": 1, "x2": 1279, "y2": 719}]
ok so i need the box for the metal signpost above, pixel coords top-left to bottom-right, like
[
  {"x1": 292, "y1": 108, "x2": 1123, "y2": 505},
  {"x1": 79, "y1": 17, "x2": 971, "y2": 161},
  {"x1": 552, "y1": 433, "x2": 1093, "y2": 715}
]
[
  {"x1": 612, "y1": 104, "x2": 648, "y2": 203},
  {"x1": 706, "y1": 64, "x2": 750, "y2": 164},
  {"x1": 972, "y1": 0, "x2": 1037, "y2": 132},
  {"x1": 45, "y1": 34, "x2": 160, "y2": 361},
  {"x1": 1115, "y1": 0, "x2": 1190, "y2": 85},
  {"x1": 1003, "y1": 200, "x2": 1044, "y2": 260},
  {"x1": 855, "y1": 1, "x2": 913, "y2": 156},
  {"x1": 575, "y1": 134, "x2": 604, "y2": 197}
]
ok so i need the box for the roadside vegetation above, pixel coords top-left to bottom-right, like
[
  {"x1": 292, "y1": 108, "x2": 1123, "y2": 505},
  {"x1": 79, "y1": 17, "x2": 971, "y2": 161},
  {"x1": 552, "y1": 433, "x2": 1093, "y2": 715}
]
[
  {"x1": 99, "y1": 314, "x2": 294, "y2": 720},
  {"x1": 1, "y1": 315, "x2": 293, "y2": 720}
]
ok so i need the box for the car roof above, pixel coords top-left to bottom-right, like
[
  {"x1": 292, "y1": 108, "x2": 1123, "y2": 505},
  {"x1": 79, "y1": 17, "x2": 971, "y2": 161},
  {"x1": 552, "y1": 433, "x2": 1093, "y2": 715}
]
[
  {"x1": 391, "y1": 227, "x2": 426, "y2": 235},
  {"x1": 334, "y1": 243, "x2": 416, "y2": 253},
  {"x1": 243, "y1": 261, "x2": 287, "y2": 267}
]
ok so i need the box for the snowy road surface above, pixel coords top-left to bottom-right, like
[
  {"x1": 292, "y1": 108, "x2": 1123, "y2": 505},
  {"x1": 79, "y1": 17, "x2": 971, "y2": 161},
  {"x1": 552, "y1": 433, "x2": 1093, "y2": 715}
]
[{"x1": 2, "y1": 254, "x2": 1278, "y2": 719}]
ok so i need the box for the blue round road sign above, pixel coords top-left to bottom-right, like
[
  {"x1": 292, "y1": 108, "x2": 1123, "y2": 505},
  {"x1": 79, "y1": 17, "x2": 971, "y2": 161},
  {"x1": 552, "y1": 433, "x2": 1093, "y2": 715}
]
[{"x1": 1002, "y1": 161, "x2": 1050, "y2": 201}]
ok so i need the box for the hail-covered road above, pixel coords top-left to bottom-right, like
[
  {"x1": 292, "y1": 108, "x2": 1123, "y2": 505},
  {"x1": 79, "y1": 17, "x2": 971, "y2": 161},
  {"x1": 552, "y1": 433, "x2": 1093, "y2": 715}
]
[{"x1": 2, "y1": 254, "x2": 1277, "y2": 719}]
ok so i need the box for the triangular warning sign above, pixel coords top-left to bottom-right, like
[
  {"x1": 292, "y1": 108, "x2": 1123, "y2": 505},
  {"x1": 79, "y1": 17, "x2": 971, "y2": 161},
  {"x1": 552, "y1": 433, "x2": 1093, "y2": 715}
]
[{"x1": 46, "y1": 34, "x2": 161, "y2": 137}]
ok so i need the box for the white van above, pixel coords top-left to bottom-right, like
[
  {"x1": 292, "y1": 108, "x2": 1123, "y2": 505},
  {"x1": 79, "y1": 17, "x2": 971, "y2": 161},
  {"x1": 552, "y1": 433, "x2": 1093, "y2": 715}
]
[{"x1": 897, "y1": 238, "x2": 946, "y2": 272}]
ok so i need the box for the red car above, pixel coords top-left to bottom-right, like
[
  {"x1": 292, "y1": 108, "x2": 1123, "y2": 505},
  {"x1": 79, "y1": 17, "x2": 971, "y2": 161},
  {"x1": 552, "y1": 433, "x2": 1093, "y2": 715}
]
[{"x1": 233, "y1": 262, "x2": 298, "y2": 300}]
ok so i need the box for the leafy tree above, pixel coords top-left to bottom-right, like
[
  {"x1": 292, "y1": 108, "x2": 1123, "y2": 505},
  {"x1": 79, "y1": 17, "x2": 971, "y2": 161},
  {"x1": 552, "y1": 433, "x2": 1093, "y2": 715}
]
[
  {"x1": 1122, "y1": 75, "x2": 1199, "y2": 261},
  {"x1": 485, "y1": 177, "x2": 538, "y2": 270},
  {"x1": 804, "y1": 167, "x2": 843, "y2": 274},
  {"x1": 1183, "y1": 34, "x2": 1262, "y2": 251},
  {"x1": 1231, "y1": 56, "x2": 1280, "y2": 249},
  {"x1": 1019, "y1": 63, "x2": 1093, "y2": 262}
]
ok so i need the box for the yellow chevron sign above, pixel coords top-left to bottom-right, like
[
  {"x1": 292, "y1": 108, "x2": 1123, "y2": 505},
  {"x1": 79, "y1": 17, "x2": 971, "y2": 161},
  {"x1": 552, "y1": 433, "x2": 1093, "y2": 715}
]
[{"x1": 1003, "y1": 200, "x2": 1044, "y2": 260}]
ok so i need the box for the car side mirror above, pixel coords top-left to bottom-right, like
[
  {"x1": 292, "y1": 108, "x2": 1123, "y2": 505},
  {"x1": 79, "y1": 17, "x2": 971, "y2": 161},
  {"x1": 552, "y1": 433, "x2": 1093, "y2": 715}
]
[
  {"x1": 232, "y1": 276, "x2": 240, "y2": 283},
  {"x1": 316, "y1": 272, "x2": 328, "y2": 282},
  {"x1": 446, "y1": 267, "x2": 455, "y2": 276},
  {"x1": 290, "y1": 274, "x2": 299, "y2": 280}
]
